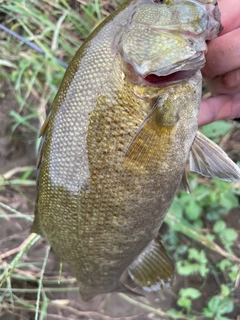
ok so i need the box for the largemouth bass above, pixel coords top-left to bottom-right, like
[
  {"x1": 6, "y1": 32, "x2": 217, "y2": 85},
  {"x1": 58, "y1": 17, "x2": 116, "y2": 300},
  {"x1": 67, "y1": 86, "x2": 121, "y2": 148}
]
[{"x1": 32, "y1": 0, "x2": 240, "y2": 300}]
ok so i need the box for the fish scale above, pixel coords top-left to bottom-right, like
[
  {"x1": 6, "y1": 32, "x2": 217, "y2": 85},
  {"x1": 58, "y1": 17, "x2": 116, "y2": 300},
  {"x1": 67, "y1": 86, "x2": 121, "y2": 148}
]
[{"x1": 33, "y1": 0, "x2": 240, "y2": 301}]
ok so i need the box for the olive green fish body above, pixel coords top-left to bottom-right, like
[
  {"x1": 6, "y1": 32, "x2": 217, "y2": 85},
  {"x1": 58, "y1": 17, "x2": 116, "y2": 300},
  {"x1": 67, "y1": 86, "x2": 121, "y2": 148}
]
[{"x1": 33, "y1": 0, "x2": 231, "y2": 299}]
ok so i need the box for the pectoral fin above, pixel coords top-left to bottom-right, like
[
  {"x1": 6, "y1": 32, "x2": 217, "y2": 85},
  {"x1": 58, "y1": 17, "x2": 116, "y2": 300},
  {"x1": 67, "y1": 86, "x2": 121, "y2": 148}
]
[
  {"x1": 122, "y1": 234, "x2": 174, "y2": 294},
  {"x1": 190, "y1": 131, "x2": 240, "y2": 181},
  {"x1": 124, "y1": 98, "x2": 177, "y2": 169}
]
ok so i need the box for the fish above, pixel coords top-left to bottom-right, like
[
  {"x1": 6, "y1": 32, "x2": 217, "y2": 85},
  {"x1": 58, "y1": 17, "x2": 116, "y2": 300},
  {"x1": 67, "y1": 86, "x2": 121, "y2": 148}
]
[{"x1": 32, "y1": 0, "x2": 240, "y2": 301}]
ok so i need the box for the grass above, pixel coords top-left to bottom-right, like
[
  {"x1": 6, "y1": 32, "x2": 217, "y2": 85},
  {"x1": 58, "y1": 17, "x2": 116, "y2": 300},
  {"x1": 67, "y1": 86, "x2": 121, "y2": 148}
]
[{"x1": 0, "y1": 0, "x2": 240, "y2": 319}]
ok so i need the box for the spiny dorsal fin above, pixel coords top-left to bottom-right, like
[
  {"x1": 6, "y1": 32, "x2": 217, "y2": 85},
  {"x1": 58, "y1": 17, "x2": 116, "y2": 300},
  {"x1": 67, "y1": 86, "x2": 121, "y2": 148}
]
[
  {"x1": 39, "y1": 111, "x2": 51, "y2": 137},
  {"x1": 190, "y1": 131, "x2": 240, "y2": 181},
  {"x1": 36, "y1": 111, "x2": 51, "y2": 168},
  {"x1": 123, "y1": 234, "x2": 174, "y2": 294},
  {"x1": 36, "y1": 136, "x2": 45, "y2": 169},
  {"x1": 33, "y1": 113, "x2": 51, "y2": 236}
]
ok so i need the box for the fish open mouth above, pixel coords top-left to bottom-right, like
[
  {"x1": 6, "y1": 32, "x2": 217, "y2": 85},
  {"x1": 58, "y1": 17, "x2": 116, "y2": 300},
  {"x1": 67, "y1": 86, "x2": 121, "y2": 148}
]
[
  {"x1": 143, "y1": 70, "x2": 198, "y2": 86},
  {"x1": 125, "y1": 62, "x2": 198, "y2": 87}
]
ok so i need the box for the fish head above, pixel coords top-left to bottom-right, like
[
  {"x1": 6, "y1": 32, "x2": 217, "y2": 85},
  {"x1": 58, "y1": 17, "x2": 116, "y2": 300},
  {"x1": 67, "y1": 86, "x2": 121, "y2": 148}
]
[{"x1": 119, "y1": 0, "x2": 222, "y2": 85}]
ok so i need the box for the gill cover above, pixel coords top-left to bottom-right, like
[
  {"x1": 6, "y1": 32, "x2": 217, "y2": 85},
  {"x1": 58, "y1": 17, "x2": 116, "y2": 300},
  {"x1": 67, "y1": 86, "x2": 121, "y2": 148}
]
[{"x1": 119, "y1": 0, "x2": 222, "y2": 78}]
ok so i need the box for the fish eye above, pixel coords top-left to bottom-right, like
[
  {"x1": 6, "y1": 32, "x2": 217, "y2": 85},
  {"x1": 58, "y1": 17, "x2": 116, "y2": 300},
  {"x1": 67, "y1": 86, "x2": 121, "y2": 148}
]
[{"x1": 153, "y1": 0, "x2": 164, "y2": 3}]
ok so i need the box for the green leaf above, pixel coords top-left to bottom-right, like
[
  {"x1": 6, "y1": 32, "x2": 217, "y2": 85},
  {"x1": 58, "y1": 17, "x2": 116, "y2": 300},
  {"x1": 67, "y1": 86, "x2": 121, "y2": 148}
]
[
  {"x1": 213, "y1": 220, "x2": 226, "y2": 234},
  {"x1": 167, "y1": 308, "x2": 184, "y2": 316},
  {"x1": 213, "y1": 179, "x2": 231, "y2": 192},
  {"x1": 177, "y1": 261, "x2": 199, "y2": 276},
  {"x1": 222, "y1": 228, "x2": 238, "y2": 243},
  {"x1": 218, "y1": 298, "x2": 234, "y2": 315},
  {"x1": 207, "y1": 296, "x2": 234, "y2": 316},
  {"x1": 177, "y1": 296, "x2": 192, "y2": 313},
  {"x1": 188, "y1": 248, "x2": 200, "y2": 261},
  {"x1": 179, "y1": 288, "x2": 201, "y2": 299},
  {"x1": 207, "y1": 296, "x2": 221, "y2": 313},
  {"x1": 220, "y1": 192, "x2": 239, "y2": 209},
  {"x1": 206, "y1": 233, "x2": 215, "y2": 241},
  {"x1": 206, "y1": 207, "x2": 228, "y2": 222},
  {"x1": 188, "y1": 248, "x2": 207, "y2": 264},
  {"x1": 179, "y1": 192, "x2": 192, "y2": 205},
  {"x1": 175, "y1": 244, "x2": 188, "y2": 255},
  {"x1": 201, "y1": 121, "x2": 232, "y2": 139},
  {"x1": 168, "y1": 200, "x2": 183, "y2": 219},
  {"x1": 198, "y1": 264, "x2": 210, "y2": 277},
  {"x1": 163, "y1": 230, "x2": 179, "y2": 247},
  {"x1": 203, "y1": 307, "x2": 214, "y2": 318},
  {"x1": 199, "y1": 250, "x2": 208, "y2": 264},
  {"x1": 193, "y1": 219, "x2": 204, "y2": 228},
  {"x1": 220, "y1": 284, "x2": 230, "y2": 297},
  {"x1": 194, "y1": 184, "x2": 211, "y2": 199},
  {"x1": 185, "y1": 199, "x2": 202, "y2": 221},
  {"x1": 229, "y1": 264, "x2": 239, "y2": 282},
  {"x1": 229, "y1": 270, "x2": 238, "y2": 282},
  {"x1": 218, "y1": 259, "x2": 232, "y2": 272}
]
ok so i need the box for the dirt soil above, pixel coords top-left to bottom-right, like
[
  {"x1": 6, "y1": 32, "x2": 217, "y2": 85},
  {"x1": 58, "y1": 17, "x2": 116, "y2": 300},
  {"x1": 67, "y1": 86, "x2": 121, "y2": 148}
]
[{"x1": 0, "y1": 80, "x2": 240, "y2": 320}]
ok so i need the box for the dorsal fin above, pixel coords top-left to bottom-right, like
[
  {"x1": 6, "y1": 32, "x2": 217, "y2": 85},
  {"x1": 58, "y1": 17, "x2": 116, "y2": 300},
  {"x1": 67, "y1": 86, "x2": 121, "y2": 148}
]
[
  {"x1": 32, "y1": 113, "x2": 51, "y2": 236},
  {"x1": 36, "y1": 112, "x2": 51, "y2": 168}
]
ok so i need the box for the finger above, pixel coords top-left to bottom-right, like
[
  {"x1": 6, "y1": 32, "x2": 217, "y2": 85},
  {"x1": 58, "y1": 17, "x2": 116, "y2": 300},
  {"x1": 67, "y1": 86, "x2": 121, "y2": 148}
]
[
  {"x1": 218, "y1": 0, "x2": 240, "y2": 34},
  {"x1": 202, "y1": 28, "x2": 240, "y2": 79},
  {"x1": 205, "y1": 68, "x2": 240, "y2": 95},
  {"x1": 198, "y1": 93, "x2": 240, "y2": 126}
]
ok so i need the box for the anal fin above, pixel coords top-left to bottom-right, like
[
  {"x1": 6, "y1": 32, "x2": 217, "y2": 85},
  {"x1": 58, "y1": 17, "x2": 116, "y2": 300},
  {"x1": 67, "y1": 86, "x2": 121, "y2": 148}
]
[{"x1": 122, "y1": 234, "x2": 174, "y2": 294}]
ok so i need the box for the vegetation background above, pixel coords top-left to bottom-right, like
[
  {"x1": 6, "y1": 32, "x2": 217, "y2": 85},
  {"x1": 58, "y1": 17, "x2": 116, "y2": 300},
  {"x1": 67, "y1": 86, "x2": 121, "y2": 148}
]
[{"x1": 0, "y1": 0, "x2": 240, "y2": 319}]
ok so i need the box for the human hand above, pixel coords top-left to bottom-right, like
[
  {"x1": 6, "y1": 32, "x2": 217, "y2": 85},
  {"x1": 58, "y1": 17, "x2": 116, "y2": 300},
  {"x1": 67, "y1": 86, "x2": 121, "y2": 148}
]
[{"x1": 198, "y1": 0, "x2": 240, "y2": 126}]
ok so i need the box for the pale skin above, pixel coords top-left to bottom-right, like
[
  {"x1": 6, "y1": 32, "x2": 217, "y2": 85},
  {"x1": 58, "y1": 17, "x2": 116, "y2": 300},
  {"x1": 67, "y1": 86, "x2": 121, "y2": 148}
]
[{"x1": 199, "y1": 0, "x2": 240, "y2": 126}]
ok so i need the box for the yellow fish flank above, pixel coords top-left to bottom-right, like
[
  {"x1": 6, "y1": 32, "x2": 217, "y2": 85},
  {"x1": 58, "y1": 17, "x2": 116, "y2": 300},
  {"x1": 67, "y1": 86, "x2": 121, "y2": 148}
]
[{"x1": 32, "y1": 0, "x2": 240, "y2": 300}]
